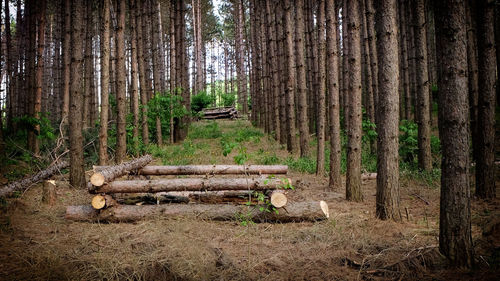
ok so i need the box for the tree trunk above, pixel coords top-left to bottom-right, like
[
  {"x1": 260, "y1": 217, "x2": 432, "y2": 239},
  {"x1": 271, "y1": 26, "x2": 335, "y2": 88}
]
[
  {"x1": 399, "y1": 0, "x2": 411, "y2": 121},
  {"x1": 0, "y1": 161, "x2": 68, "y2": 198},
  {"x1": 295, "y1": 0, "x2": 310, "y2": 157},
  {"x1": 99, "y1": 0, "x2": 111, "y2": 165},
  {"x1": 90, "y1": 155, "x2": 153, "y2": 187},
  {"x1": 69, "y1": 0, "x2": 86, "y2": 189},
  {"x1": 129, "y1": 0, "x2": 140, "y2": 155},
  {"x1": 326, "y1": 0, "x2": 341, "y2": 190},
  {"x1": 374, "y1": 0, "x2": 401, "y2": 221},
  {"x1": 93, "y1": 177, "x2": 292, "y2": 194},
  {"x1": 33, "y1": 0, "x2": 46, "y2": 156},
  {"x1": 136, "y1": 0, "x2": 149, "y2": 146},
  {"x1": 475, "y1": 0, "x2": 497, "y2": 199},
  {"x1": 315, "y1": 0, "x2": 327, "y2": 175},
  {"x1": 365, "y1": 0, "x2": 378, "y2": 119},
  {"x1": 284, "y1": 0, "x2": 297, "y2": 153},
  {"x1": 266, "y1": 1, "x2": 280, "y2": 142},
  {"x1": 413, "y1": 0, "x2": 432, "y2": 171},
  {"x1": 435, "y1": 0, "x2": 474, "y2": 268},
  {"x1": 115, "y1": 0, "x2": 127, "y2": 163},
  {"x1": 65, "y1": 201, "x2": 329, "y2": 223},
  {"x1": 466, "y1": 0, "x2": 479, "y2": 166},
  {"x1": 83, "y1": 2, "x2": 93, "y2": 129},
  {"x1": 346, "y1": 0, "x2": 363, "y2": 202}
]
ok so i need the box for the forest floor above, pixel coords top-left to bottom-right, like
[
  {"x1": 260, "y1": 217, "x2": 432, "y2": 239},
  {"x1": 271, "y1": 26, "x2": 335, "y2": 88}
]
[{"x1": 0, "y1": 119, "x2": 499, "y2": 280}]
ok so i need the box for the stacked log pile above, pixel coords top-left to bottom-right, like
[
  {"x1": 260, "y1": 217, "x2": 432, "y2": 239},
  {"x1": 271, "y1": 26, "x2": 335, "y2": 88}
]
[
  {"x1": 66, "y1": 160, "x2": 329, "y2": 223},
  {"x1": 201, "y1": 107, "x2": 238, "y2": 119}
]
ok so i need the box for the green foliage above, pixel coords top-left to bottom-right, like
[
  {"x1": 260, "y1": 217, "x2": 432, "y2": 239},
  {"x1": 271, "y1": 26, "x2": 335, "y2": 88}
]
[
  {"x1": 362, "y1": 118, "x2": 377, "y2": 144},
  {"x1": 221, "y1": 92, "x2": 236, "y2": 107},
  {"x1": 147, "y1": 92, "x2": 187, "y2": 144},
  {"x1": 233, "y1": 145, "x2": 248, "y2": 164},
  {"x1": 188, "y1": 121, "x2": 222, "y2": 139},
  {"x1": 399, "y1": 120, "x2": 419, "y2": 165},
  {"x1": 256, "y1": 151, "x2": 280, "y2": 165},
  {"x1": 13, "y1": 114, "x2": 55, "y2": 141},
  {"x1": 399, "y1": 120, "x2": 441, "y2": 169},
  {"x1": 284, "y1": 156, "x2": 317, "y2": 174},
  {"x1": 191, "y1": 91, "x2": 215, "y2": 113}
]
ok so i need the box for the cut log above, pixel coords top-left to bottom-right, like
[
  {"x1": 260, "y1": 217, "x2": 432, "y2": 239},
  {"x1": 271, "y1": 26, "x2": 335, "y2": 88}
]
[
  {"x1": 0, "y1": 160, "x2": 69, "y2": 198},
  {"x1": 117, "y1": 194, "x2": 190, "y2": 205},
  {"x1": 91, "y1": 195, "x2": 107, "y2": 209},
  {"x1": 42, "y1": 180, "x2": 57, "y2": 206},
  {"x1": 65, "y1": 201, "x2": 329, "y2": 223},
  {"x1": 93, "y1": 165, "x2": 288, "y2": 176},
  {"x1": 93, "y1": 177, "x2": 292, "y2": 194},
  {"x1": 90, "y1": 155, "x2": 152, "y2": 187},
  {"x1": 270, "y1": 191, "x2": 287, "y2": 208}
]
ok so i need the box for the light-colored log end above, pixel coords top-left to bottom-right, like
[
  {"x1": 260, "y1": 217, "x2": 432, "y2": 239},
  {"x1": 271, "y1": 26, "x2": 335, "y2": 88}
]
[
  {"x1": 270, "y1": 192, "x2": 287, "y2": 208},
  {"x1": 42, "y1": 180, "x2": 57, "y2": 206},
  {"x1": 320, "y1": 201, "x2": 329, "y2": 218},
  {"x1": 90, "y1": 173, "x2": 105, "y2": 187},
  {"x1": 91, "y1": 195, "x2": 106, "y2": 209}
]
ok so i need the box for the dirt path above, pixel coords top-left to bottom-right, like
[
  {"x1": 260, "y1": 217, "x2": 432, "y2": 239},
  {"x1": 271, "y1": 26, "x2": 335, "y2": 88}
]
[{"x1": 0, "y1": 120, "x2": 498, "y2": 280}]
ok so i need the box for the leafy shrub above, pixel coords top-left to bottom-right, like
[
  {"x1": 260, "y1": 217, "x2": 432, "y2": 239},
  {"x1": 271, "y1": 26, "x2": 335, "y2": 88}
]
[
  {"x1": 221, "y1": 92, "x2": 236, "y2": 107},
  {"x1": 147, "y1": 92, "x2": 187, "y2": 143},
  {"x1": 399, "y1": 120, "x2": 441, "y2": 169},
  {"x1": 191, "y1": 91, "x2": 215, "y2": 113},
  {"x1": 284, "y1": 156, "x2": 316, "y2": 174}
]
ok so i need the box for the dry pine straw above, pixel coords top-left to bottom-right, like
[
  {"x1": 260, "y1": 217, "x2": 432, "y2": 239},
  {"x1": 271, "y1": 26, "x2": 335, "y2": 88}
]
[{"x1": 1, "y1": 175, "x2": 499, "y2": 281}]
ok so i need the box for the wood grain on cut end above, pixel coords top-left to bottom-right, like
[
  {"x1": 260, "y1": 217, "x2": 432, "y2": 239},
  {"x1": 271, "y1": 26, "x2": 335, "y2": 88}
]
[
  {"x1": 270, "y1": 191, "x2": 287, "y2": 208},
  {"x1": 91, "y1": 195, "x2": 106, "y2": 209}
]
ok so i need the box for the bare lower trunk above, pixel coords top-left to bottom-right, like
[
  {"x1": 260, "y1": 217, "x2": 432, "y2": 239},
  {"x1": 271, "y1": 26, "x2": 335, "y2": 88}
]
[
  {"x1": 435, "y1": 0, "x2": 473, "y2": 268},
  {"x1": 374, "y1": 0, "x2": 401, "y2": 221}
]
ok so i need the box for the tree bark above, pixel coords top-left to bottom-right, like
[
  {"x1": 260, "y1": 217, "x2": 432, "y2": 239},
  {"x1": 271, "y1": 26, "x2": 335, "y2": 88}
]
[
  {"x1": 413, "y1": 0, "x2": 432, "y2": 171},
  {"x1": 374, "y1": 0, "x2": 401, "y2": 221},
  {"x1": 284, "y1": 0, "x2": 297, "y2": 153},
  {"x1": 90, "y1": 154, "x2": 153, "y2": 187},
  {"x1": 136, "y1": 0, "x2": 149, "y2": 146},
  {"x1": 399, "y1": 1, "x2": 411, "y2": 121},
  {"x1": 365, "y1": 0, "x2": 379, "y2": 119},
  {"x1": 93, "y1": 178, "x2": 292, "y2": 194},
  {"x1": 98, "y1": 0, "x2": 111, "y2": 165},
  {"x1": 33, "y1": 0, "x2": 46, "y2": 156},
  {"x1": 129, "y1": 0, "x2": 140, "y2": 155},
  {"x1": 69, "y1": 0, "x2": 86, "y2": 189},
  {"x1": 0, "y1": 160, "x2": 68, "y2": 197},
  {"x1": 115, "y1": 0, "x2": 127, "y2": 163},
  {"x1": 326, "y1": 0, "x2": 341, "y2": 190},
  {"x1": 316, "y1": 0, "x2": 327, "y2": 175},
  {"x1": 435, "y1": 0, "x2": 474, "y2": 268},
  {"x1": 466, "y1": 1, "x2": 479, "y2": 166},
  {"x1": 346, "y1": 0, "x2": 363, "y2": 202},
  {"x1": 295, "y1": 0, "x2": 310, "y2": 157},
  {"x1": 65, "y1": 201, "x2": 329, "y2": 223},
  {"x1": 475, "y1": 0, "x2": 497, "y2": 199}
]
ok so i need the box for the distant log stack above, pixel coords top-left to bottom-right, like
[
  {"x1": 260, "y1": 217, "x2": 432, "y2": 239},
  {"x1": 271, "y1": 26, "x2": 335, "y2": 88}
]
[
  {"x1": 67, "y1": 162, "x2": 331, "y2": 223},
  {"x1": 201, "y1": 106, "x2": 238, "y2": 119}
]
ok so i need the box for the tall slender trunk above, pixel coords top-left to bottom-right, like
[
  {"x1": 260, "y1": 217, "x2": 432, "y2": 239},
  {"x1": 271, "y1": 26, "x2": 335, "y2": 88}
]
[
  {"x1": 69, "y1": 0, "x2": 86, "y2": 188},
  {"x1": 326, "y1": 0, "x2": 341, "y2": 189},
  {"x1": 265, "y1": 1, "x2": 280, "y2": 141},
  {"x1": 374, "y1": 0, "x2": 401, "y2": 221},
  {"x1": 399, "y1": 0, "x2": 411, "y2": 121},
  {"x1": 435, "y1": 0, "x2": 473, "y2": 268},
  {"x1": 296, "y1": 0, "x2": 310, "y2": 157},
  {"x1": 99, "y1": 0, "x2": 111, "y2": 165},
  {"x1": 316, "y1": 0, "x2": 326, "y2": 174},
  {"x1": 413, "y1": 0, "x2": 432, "y2": 171},
  {"x1": 115, "y1": 0, "x2": 127, "y2": 163},
  {"x1": 129, "y1": 0, "x2": 140, "y2": 155},
  {"x1": 5, "y1": 0, "x2": 12, "y2": 130},
  {"x1": 475, "y1": 0, "x2": 497, "y2": 199},
  {"x1": 466, "y1": 0, "x2": 479, "y2": 165},
  {"x1": 283, "y1": 0, "x2": 297, "y2": 153},
  {"x1": 345, "y1": 0, "x2": 363, "y2": 202},
  {"x1": 33, "y1": 0, "x2": 46, "y2": 156},
  {"x1": 136, "y1": 0, "x2": 149, "y2": 146}
]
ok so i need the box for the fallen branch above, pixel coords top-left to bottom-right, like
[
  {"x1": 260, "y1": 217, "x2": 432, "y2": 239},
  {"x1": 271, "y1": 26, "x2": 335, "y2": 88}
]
[
  {"x1": 0, "y1": 160, "x2": 69, "y2": 198},
  {"x1": 411, "y1": 193, "x2": 430, "y2": 205},
  {"x1": 65, "y1": 200, "x2": 329, "y2": 223}
]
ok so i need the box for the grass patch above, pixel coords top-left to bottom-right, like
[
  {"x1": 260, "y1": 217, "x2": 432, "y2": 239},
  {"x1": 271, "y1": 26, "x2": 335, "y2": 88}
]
[
  {"x1": 189, "y1": 121, "x2": 222, "y2": 139},
  {"x1": 284, "y1": 156, "x2": 317, "y2": 174}
]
